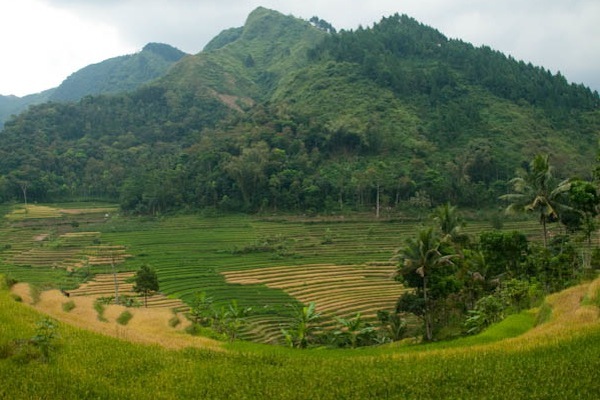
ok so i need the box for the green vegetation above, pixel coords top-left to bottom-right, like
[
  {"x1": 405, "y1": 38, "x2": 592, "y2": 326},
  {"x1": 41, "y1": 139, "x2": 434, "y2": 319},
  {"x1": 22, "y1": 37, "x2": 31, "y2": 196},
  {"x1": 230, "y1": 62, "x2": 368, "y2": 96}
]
[
  {"x1": 0, "y1": 8, "x2": 596, "y2": 215},
  {"x1": 1, "y1": 274, "x2": 599, "y2": 399},
  {"x1": 0, "y1": 7, "x2": 598, "y2": 396},
  {"x1": 93, "y1": 300, "x2": 107, "y2": 322},
  {"x1": 116, "y1": 310, "x2": 133, "y2": 325},
  {"x1": 61, "y1": 301, "x2": 76, "y2": 312},
  {"x1": 133, "y1": 265, "x2": 159, "y2": 307}
]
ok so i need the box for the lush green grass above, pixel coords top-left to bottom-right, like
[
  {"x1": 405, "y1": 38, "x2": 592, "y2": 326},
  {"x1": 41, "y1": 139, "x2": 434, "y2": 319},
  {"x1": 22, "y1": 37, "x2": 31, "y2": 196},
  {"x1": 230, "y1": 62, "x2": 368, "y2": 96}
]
[{"x1": 1, "y1": 278, "x2": 599, "y2": 399}]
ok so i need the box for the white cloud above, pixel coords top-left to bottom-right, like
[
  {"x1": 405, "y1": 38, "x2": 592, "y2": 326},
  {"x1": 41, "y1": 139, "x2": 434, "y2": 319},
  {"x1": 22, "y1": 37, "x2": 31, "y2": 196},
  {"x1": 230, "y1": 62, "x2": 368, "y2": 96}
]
[
  {"x1": 2, "y1": 0, "x2": 599, "y2": 95},
  {"x1": 0, "y1": 0, "x2": 133, "y2": 96}
]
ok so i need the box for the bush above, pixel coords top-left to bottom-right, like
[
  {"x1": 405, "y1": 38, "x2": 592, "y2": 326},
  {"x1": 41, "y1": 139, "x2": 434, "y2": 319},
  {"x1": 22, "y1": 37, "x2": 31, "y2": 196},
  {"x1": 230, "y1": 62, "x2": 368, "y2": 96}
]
[
  {"x1": 185, "y1": 323, "x2": 227, "y2": 341},
  {"x1": 169, "y1": 315, "x2": 181, "y2": 328},
  {"x1": 464, "y1": 295, "x2": 505, "y2": 335},
  {"x1": 62, "y1": 301, "x2": 76, "y2": 312},
  {"x1": 94, "y1": 301, "x2": 107, "y2": 322},
  {"x1": 1, "y1": 274, "x2": 18, "y2": 288},
  {"x1": 116, "y1": 310, "x2": 133, "y2": 325},
  {"x1": 30, "y1": 318, "x2": 59, "y2": 362},
  {"x1": 30, "y1": 285, "x2": 41, "y2": 304}
]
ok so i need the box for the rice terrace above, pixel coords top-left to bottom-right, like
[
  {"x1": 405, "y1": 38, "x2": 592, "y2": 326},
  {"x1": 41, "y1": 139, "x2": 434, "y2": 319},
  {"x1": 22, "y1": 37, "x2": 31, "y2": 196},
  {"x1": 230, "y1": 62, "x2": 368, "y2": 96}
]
[{"x1": 0, "y1": 202, "x2": 599, "y2": 399}]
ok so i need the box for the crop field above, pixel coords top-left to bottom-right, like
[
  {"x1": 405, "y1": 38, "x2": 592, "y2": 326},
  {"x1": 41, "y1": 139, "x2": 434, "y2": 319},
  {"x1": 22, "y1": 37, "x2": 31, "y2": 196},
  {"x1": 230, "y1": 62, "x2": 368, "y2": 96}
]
[
  {"x1": 68, "y1": 272, "x2": 188, "y2": 310},
  {"x1": 0, "y1": 203, "x2": 579, "y2": 343}
]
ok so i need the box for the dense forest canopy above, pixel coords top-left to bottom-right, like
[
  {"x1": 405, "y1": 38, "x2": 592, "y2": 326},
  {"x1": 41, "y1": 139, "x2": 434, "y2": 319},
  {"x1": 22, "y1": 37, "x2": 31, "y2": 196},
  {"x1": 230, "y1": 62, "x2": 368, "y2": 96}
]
[{"x1": 0, "y1": 8, "x2": 598, "y2": 214}]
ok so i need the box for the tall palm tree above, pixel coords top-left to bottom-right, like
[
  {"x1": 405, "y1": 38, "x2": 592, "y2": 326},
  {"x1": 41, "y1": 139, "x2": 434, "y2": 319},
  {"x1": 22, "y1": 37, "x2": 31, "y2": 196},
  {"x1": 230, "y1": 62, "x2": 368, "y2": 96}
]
[
  {"x1": 431, "y1": 202, "x2": 466, "y2": 244},
  {"x1": 396, "y1": 227, "x2": 455, "y2": 341},
  {"x1": 500, "y1": 154, "x2": 570, "y2": 247}
]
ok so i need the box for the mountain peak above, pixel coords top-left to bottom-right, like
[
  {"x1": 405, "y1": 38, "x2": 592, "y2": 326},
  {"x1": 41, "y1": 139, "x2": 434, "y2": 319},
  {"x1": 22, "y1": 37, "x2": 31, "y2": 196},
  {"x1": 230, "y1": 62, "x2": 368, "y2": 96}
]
[{"x1": 142, "y1": 43, "x2": 187, "y2": 62}]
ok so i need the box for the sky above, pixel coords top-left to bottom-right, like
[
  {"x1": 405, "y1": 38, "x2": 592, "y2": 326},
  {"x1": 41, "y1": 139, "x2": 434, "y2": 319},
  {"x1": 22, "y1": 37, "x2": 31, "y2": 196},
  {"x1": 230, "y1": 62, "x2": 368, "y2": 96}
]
[{"x1": 1, "y1": 0, "x2": 599, "y2": 97}]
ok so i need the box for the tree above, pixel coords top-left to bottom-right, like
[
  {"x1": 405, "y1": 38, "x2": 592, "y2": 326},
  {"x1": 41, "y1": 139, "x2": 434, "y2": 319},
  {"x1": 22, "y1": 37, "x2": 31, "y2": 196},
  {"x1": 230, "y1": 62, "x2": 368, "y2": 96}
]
[
  {"x1": 431, "y1": 203, "x2": 467, "y2": 245},
  {"x1": 500, "y1": 154, "x2": 571, "y2": 247},
  {"x1": 189, "y1": 292, "x2": 215, "y2": 326},
  {"x1": 376, "y1": 310, "x2": 407, "y2": 342},
  {"x1": 281, "y1": 302, "x2": 320, "y2": 348},
  {"x1": 479, "y1": 231, "x2": 529, "y2": 278},
  {"x1": 133, "y1": 265, "x2": 159, "y2": 307},
  {"x1": 395, "y1": 228, "x2": 457, "y2": 341},
  {"x1": 561, "y1": 179, "x2": 599, "y2": 249},
  {"x1": 223, "y1": 141, "x2": 270, "y2": 209}
]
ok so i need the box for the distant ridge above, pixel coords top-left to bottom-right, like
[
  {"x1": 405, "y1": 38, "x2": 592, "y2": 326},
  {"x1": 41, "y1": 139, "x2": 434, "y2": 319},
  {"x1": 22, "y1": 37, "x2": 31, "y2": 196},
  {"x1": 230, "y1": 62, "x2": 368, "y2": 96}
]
[
  {"x1": 49, "y1": 42, "x2": 187, "y2": 102},
  {"x1": 0, "y1": 43, "x2": 187, "y2": 126}
]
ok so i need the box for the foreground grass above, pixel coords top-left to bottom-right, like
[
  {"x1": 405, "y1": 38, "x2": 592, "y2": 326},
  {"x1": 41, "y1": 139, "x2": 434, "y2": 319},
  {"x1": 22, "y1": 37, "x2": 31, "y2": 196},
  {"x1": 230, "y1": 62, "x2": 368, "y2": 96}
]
[{"x1": 2, "y1": 277, "x2": 599, "y2": 399}]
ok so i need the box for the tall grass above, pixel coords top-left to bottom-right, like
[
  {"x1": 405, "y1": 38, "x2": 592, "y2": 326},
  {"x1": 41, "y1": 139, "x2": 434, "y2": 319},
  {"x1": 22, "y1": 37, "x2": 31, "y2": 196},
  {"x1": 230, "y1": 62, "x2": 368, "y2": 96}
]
[{"x1": 1, "y1": 275, "x2": 599, "y2": 399}]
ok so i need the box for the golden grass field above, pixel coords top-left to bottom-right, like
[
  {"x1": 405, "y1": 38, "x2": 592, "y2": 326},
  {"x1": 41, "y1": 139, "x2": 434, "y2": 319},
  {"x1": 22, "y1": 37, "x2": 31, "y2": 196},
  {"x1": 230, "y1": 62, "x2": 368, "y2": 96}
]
[{"x1": 10, "y1": 282, "x2": 222, "y2": 351}]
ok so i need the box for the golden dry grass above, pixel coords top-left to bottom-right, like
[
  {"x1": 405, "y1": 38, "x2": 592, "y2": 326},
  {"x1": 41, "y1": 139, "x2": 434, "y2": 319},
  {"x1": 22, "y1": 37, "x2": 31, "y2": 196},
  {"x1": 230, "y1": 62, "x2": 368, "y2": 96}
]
[
  {"x1": 10, "y1": 283, "x2": 223, "y2": 351},
  {"x1": 5, "y1": 204, "x2": 117, "y2": 221},
  {"x1": 5, "y1": 205, "x2": 63, "y2": 220}
]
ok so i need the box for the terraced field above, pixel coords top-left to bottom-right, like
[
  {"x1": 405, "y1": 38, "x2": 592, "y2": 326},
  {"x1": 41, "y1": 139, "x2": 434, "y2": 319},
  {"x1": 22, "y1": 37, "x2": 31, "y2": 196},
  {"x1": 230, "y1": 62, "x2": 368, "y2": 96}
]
[
  {"x1": 68, "y1": 272, "x2": 188, "y2": 311},
  {"x1": 6, "y1": 231, "x2": 130, "y2": 271},
  {"x1": 224, "y1": 262, "x2": 404, "y2": 319},
  {"x1": 222, "y1": 261, "x2": 407, "y2": 341},
  {"x1": 0, "y1": 204, "x2": 579, "y2": 343}
]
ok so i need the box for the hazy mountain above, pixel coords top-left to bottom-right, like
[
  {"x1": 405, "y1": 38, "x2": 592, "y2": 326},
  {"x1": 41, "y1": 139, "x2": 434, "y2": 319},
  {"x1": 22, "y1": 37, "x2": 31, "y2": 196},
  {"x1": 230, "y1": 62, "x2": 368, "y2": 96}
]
[
  {"x1": 49, "y1": 42, "x2": 187, "y2": 102},
  {"x1": 0, "y1": 43, "x2": 187, "y2": 127},
  {"x1": 0, "y1": 90, "x2": 53, "y2": 128}
]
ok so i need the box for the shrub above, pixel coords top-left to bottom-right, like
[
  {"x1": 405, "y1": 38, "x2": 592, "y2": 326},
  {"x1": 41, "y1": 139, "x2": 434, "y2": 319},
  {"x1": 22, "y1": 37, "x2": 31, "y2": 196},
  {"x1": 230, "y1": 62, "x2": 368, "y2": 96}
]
[
  {"x1": 185, "y1": 324, "x2": 227, "y2": 341},
  {"x1": 116, "y1": 310, "x2": 133, "y2": 325},
  {"x1": 30, "y1": 318, "x2": 59, "y2": 362},
  {"x1": 2, "y1": 274, "x2": 18, "y2": 288},
  {"x1": 30, "y1": 286, "x2": 41, "y2": 304},
  {"x1": 534, "y1": 302, "x2": 552, "y2": 326},
  {"x1": 62, "y1": 301, "x2": 76, "y2": 312},
  {"x1": 169, "y1": 315, "x2": 181, "y2": 328},
  {"x1": 94, "y1": 300, "x2": 107, "y2": 322},
  {"x1": 464, "y1": 295, "x2": 505, "y2": 335}
]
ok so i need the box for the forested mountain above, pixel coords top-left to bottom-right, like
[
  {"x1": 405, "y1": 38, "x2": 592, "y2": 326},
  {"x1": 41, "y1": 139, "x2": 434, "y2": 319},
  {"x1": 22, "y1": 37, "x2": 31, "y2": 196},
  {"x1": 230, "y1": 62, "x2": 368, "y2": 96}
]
[
  {"x1": 49, "y1": 42, "x2": 187, "y2": 102},
  {"x1": 0, "y1": 7, "x2": 598, "y2": 214},
  {"x1": 0, "y1": 43, "x2": 187, "y2": 127}
]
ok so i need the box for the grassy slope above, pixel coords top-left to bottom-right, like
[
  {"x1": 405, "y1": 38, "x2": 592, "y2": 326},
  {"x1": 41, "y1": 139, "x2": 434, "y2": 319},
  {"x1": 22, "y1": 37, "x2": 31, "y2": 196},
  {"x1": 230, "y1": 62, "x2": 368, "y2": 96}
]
[{"x1": 1, "y1": 275, "x2": 599, "y2": 399}]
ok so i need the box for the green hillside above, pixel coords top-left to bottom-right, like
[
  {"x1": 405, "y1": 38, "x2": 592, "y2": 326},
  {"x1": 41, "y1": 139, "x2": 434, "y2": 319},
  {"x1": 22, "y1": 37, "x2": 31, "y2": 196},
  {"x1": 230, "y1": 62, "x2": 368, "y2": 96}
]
[
  {"x1": 0, "y1": 7, "x2": 598, "y2": 214},
  {"x1": 49, "y1": 42, "x2": 187, "y2": 102}
]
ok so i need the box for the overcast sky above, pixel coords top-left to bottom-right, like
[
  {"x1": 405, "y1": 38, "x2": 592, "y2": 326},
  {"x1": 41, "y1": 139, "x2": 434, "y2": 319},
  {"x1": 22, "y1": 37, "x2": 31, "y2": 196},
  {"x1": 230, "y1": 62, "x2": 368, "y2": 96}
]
[{"x1": 1, "y1": 0, "x2": 599, "y2": 96}]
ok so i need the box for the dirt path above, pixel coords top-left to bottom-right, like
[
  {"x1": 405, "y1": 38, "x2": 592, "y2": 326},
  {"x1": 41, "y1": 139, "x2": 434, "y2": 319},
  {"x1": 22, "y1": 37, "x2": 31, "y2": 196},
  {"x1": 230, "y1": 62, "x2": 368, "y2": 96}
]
[{"x1": 10, "y1": 283, "x2": 223, "y2": 351}]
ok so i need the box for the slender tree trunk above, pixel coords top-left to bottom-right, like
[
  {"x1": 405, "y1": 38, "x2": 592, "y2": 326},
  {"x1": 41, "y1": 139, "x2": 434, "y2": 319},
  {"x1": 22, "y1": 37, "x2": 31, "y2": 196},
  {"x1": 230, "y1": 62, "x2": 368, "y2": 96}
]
[
  {"x1": 20, "y1": 184, "x2": 28, "y2": 214},
  {"x1": 542, "y1": 216, "x2": 548, "y2": 248},
  {"x1": 111, "y1": 253, "x2": 120, "y2": 305},
  {"x1": 423, "y1": 275, "x2": 433, "y2": 341},
  {"x1": 376, "y1": 183, "x2": 380, "y2": 218}
]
